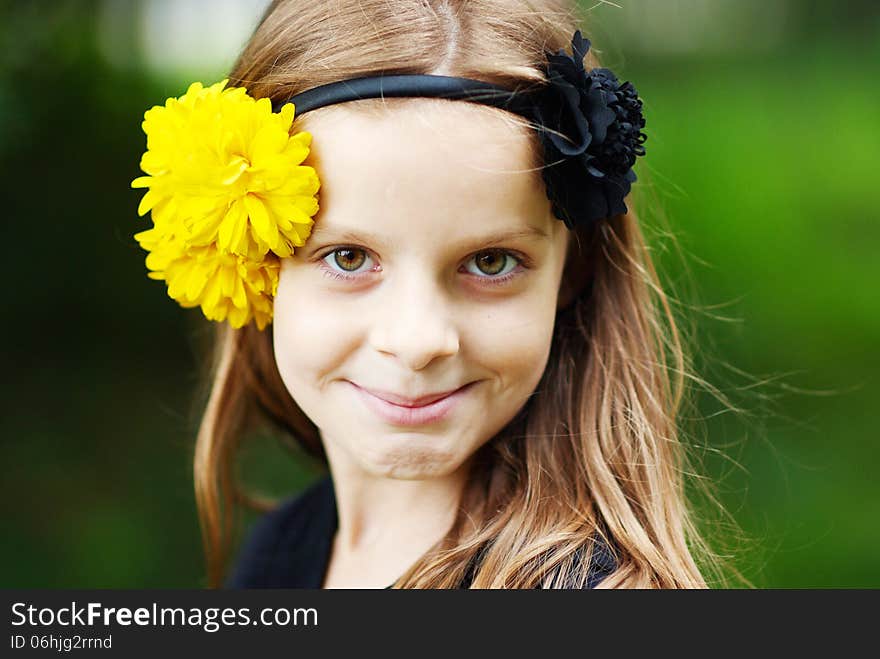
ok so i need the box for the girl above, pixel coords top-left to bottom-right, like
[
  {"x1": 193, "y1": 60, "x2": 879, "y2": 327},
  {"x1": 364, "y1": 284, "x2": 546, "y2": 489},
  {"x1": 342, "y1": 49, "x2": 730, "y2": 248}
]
[{"x1": 133, "y1": 0, "x2": 723, "y2": 588}]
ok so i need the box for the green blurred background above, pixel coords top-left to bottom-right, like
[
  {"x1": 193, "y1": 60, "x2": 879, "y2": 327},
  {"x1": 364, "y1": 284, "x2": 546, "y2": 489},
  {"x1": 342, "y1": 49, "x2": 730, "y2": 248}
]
[{"x1": 1, "y1": 0, "x2": 877, "y2": 588}]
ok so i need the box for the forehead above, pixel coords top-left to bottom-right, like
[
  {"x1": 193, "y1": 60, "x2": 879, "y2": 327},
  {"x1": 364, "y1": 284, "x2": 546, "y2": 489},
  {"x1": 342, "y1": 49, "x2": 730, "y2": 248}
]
[{"x1": 295, "y1": 99, "x2": 553, "y2": 241}]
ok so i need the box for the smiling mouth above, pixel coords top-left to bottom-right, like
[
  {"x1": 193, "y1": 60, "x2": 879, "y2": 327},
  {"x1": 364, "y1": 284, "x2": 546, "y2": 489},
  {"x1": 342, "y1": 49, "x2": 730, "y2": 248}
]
[
  {"x1": 351, "y1": 383, "x2": 471, "y2": 408},
  {"x1": 347, "y1": 381, "x2": 477, "y2": 427}
]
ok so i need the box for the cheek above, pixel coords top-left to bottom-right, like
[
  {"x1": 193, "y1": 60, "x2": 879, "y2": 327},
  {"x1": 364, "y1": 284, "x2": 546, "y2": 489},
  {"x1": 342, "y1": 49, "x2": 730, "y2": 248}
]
[
  {"x1": 466, "y1": 291, "x2": 557, "y2": 383},
  {"x1": 272, "y1": 266, "x2": 358, "y2": 387}
]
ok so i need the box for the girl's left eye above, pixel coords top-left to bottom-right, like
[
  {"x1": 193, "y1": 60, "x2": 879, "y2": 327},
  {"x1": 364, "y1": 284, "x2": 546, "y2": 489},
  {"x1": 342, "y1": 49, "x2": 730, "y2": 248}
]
[{"x1": 463, "y1": 249, "x2": 521, "y2": 279}]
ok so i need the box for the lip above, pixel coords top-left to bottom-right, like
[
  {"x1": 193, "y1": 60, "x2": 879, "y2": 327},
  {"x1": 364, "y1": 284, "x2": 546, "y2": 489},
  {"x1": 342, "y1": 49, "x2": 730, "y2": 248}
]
[
  {"x1": 358, "y1": 385, "x2": 464, "y2": 407},
  {"x1": 349, "y1": 381, "x2": 476, "y2": 426}
]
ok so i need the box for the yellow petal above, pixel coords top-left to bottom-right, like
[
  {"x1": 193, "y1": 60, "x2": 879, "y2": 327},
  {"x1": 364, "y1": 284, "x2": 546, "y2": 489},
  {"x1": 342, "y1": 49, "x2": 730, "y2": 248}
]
[
  {"x1": 220, "y1": 264, "x2": 235, "y2": 298},
  {"x1": 250, "y1": 125, "x2": 287, "y2": 164},
  {"x1": 219, "y1": 156, "x2": 249, "y2": 186},
  {"x1": 232, "y1": 273, "x2": 247, "y2": 309},
  {"x1": 202, "y1": 272, "x2": 223, "y2": 310},
  {"x1": 136, "y1": 189, "x2": 161, "y2": 216},
  {"x1": 282, "y1": 133, "x2": 311, "y2": 164},
  {"x1": 228, "y1": 305, "x2": 249, "y2": 328},
  {"x1": 244, "y1": 194, "x2": 278, "y2": 249}
]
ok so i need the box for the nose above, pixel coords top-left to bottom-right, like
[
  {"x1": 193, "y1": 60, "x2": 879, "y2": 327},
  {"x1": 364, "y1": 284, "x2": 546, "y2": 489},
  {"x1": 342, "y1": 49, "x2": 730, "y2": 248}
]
[{"x1": 367, "y1": 270, "x2": 460, "y2": 371}]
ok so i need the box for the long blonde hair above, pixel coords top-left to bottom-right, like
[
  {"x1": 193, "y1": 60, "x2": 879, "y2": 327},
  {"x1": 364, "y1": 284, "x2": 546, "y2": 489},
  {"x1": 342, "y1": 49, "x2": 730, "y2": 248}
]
[{"x1": 194, "y1": 0, "x2": 735, "y2": 588}]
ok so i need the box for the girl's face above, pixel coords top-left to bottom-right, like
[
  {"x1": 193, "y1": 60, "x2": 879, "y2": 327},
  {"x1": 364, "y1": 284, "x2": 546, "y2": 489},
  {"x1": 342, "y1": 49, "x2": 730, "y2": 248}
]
[{"x1": 273, "y1": 102, "x2": 570, "y2": 480}]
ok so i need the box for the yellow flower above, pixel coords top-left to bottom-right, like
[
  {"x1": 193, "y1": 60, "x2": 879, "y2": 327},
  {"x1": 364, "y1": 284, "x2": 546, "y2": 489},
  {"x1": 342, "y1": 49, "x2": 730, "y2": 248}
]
[
  {"x1": 131, "y1": 80, "x2": 320, "y2": 328},
  {"x1": 135, "y1": 228, "x2": 279, "y2": 330}
]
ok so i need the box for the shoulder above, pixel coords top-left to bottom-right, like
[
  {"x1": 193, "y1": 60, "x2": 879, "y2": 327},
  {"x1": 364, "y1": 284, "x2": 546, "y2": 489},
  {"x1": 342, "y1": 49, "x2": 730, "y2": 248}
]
[
  {"x1": 579, "y1": 536, "x2": 618, "y2": 589},
  {"x1": 460, "y1": 535, "x2": 618, "y2": 589},
  {"x1": 225, "y1": 475, "x2": 336, "y2": 589}
]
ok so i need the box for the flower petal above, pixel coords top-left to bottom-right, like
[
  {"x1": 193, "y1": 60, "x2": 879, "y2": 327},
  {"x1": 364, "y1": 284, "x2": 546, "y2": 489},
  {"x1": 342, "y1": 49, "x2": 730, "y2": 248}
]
[{"x1": 244, "y1": 194, "x2": 278, "y2": 249}]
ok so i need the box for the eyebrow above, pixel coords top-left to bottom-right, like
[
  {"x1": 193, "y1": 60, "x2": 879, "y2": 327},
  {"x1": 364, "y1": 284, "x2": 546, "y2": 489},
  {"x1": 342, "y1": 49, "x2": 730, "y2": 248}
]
[{"x1": 308, "y1": 225, "x2": 550, "y2": 247}]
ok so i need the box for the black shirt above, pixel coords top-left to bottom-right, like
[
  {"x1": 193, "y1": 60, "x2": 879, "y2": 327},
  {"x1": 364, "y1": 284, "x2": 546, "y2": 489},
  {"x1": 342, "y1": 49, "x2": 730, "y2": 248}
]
[{"x1": 226, "y1": 475, "x2": 616, "y2": 589}]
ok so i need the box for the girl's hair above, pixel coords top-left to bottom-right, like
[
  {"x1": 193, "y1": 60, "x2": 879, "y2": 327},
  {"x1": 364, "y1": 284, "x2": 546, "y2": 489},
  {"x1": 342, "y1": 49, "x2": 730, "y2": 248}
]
[{"x1": 194, "y1": 0, "x2": 732, "y2": 588}]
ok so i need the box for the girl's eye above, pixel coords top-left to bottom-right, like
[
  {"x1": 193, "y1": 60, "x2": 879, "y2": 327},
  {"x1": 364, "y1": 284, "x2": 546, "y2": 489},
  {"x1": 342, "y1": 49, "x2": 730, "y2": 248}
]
[
  {"x1": 320, "y1": 248, "x2": 376, "y2": 278},
  {"x1": 463, "y1": 249, "x2": 521, "y2": 279},
  {"x1": 318, "y1": 246, "x2": 525, "y2": 285}
]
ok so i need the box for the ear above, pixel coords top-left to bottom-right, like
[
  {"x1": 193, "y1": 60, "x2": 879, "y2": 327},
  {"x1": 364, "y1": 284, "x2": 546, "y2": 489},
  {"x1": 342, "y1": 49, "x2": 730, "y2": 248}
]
[{"x1": 557, "y1": 224, "x2": 596, "y2": 311}]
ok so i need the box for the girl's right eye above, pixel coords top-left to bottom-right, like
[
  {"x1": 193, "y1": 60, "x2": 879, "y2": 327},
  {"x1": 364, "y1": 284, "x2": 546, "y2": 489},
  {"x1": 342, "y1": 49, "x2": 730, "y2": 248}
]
[{"x1": 319, "y1": 247, "x2": 377, "y2": 280}]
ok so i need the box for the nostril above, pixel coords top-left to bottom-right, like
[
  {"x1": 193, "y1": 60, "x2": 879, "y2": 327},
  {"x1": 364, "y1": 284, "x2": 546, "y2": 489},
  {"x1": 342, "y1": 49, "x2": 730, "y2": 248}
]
[{"x1": 368, "y1": 315, "x2": 460, "y2": 370}]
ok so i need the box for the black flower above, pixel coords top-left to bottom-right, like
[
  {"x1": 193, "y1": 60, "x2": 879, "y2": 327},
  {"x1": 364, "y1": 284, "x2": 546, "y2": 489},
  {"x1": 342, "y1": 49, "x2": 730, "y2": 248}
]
[{"x1": 531, "y1": 31, "x2": 647, "y2": 229}]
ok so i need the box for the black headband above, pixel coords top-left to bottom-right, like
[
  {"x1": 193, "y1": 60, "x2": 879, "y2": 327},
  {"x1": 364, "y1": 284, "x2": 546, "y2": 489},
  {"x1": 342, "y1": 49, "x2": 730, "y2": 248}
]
[
  {"x1": 275, "y1": 31, "x2": 646, "y2": 229},
  {"x1": 276, "y1": 74, "x2": 535, "y2": 118}
]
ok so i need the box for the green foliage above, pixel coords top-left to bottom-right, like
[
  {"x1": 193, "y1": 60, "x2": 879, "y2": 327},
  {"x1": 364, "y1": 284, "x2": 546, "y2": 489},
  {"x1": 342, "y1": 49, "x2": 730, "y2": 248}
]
[{"x1": 626, "y1": 37, "x2": 880, "y2": 587}]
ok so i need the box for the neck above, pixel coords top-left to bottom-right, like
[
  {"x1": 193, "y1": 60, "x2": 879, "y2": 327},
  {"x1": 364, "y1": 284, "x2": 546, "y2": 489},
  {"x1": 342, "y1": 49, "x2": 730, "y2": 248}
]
[{"x1": 321, "y1": 444, "x2": 472, "y2": 587}]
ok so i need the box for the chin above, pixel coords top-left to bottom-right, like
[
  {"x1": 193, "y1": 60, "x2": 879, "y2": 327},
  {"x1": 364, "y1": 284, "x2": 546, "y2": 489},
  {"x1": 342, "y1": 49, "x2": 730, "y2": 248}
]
[{"x1": 354, "y1": 433, "x2": 470, "y2": 480}]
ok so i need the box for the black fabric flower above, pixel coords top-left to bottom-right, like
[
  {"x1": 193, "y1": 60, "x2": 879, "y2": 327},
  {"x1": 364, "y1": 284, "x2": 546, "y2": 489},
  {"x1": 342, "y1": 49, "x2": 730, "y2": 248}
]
[{"x1": 531, "y1": 31, "x2": 647, "y2": 229}]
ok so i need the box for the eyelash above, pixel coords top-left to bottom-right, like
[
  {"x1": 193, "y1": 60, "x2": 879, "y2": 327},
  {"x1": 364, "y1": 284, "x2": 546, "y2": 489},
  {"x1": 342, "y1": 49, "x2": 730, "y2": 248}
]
[{"x1": 316, "y1": 246, "x2": 529, "y2": 286}]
